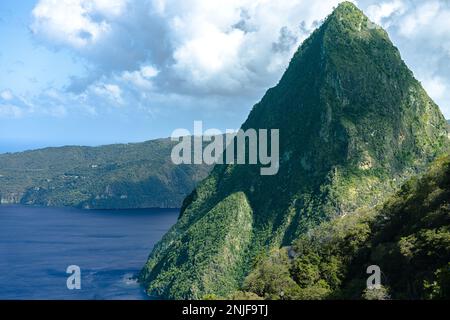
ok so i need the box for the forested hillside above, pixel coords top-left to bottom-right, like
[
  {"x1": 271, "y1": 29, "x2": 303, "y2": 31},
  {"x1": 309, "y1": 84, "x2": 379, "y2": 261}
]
[
  {"x1": 0, "y1": 138, "x2": 211, "y2": 209},
  {"x1": 237, "y1": 155, "x2": 450, "y2": 300}
]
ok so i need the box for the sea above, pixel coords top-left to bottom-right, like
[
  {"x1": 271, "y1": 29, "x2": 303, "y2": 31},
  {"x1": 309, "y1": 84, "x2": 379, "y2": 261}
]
[{"x1": 0, "y1": 205, "x2": 178, "y2": 300}]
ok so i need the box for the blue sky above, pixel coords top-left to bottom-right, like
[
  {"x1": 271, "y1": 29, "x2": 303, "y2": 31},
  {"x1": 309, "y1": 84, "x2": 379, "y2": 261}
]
[{"x1": 1, "y1": 0, "x2": 450, "y2": 152}]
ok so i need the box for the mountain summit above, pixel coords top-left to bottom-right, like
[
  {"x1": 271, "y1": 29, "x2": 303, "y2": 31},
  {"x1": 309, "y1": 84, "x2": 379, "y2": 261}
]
[{"x1": 141, "y1": 2, "x2": 449, "y2": 299}]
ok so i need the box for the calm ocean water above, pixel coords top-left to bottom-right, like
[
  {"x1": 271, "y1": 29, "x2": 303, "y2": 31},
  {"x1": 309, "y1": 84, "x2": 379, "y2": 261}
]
[{"x1": 0, "y1": 205, "x2": 178, "y2": 300}]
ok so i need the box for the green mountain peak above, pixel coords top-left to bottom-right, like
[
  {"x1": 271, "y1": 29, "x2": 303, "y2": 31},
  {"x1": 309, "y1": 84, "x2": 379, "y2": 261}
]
[
  {"x1": 320, "y1": 1, "x2": 384, "y2": 37},
  {"x1": 140, "y1": 3, "x2": 449, "y2": 299},
  {"x1": 333, "y1": 1, "x2": 365, "y2": 18}
]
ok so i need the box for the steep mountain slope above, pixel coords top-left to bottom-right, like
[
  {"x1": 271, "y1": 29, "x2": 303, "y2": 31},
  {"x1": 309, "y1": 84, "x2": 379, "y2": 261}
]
[
  {"x1": 241, "y1": 155, "x2": 450, "y2": 300},
  {"x1": 141, "y1": 2, "x2": 449, "y2": 299},
  {"x1": 0, "y1": 139, "x2": 211, "y2": 209}
]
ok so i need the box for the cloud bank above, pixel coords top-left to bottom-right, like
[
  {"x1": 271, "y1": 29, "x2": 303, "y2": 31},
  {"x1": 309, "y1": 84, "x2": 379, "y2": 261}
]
[{"x1": 24, "y1": 0, "x2": 347, "y2": 117}]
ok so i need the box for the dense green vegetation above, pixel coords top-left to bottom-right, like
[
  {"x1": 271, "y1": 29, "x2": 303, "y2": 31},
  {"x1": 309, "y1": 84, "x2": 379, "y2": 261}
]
[
  {"x1": 141, "y1": 2, "x2": 449, "y2": 299},
  {"x1": 237, "y1": 155, "x2": 450, "y2": 300},
  {"x1": 0, "y1": 138, "x2": 211, "y2": 209}
]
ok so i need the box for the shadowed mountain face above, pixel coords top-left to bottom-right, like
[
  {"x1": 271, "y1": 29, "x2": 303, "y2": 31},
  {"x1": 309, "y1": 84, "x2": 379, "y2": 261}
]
[
  {"x1": 0, "y1": 139, "x2": 212, "y2": 209},
  {"x1": 141, "y1": 2, "x2": 449, "y2": 299}
]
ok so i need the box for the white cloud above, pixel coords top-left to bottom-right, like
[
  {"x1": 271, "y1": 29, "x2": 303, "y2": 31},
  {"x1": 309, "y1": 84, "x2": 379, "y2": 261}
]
[
  {"x1": 172, "y1": 26, "x2": 246, "y2": 92},
  {"x1": 0, "y1": 90, "x2": 14, "y2": 101},
  {"x1": 366, "y1": 0, "x2": 405, "y2": 26},
  {"x1": 422, "y1": 76, "x2": 447, "y2": 101},
  {"x1": 141, "y1": 66, "x2": 159, "y2": 78},
  {"x1": 390, "y1": 0, "x2": 450, "y2": 56},
  {"x1": 398, "y1": 2, "x2": 442, "y2": 37},
  {"x1": 419, "y1": 74, "x2": 450, "y2": 117},
  {"x1": 162, "y1": 0, "x2": 352, "y2": 95},
  {"x1": 121, "y1": 65, "x2": 159, "y2": 90},
  {"x1": 0, "y1": 91, "x2": 35, "y2": 118},
  {"x1": 92, "y1": 83, "x2": 123, "y2": 105},
  {"x1": 0, "y1": 89, "x2": 72, "y2": 119},
  {"x1": 31, "y1": 0, "x2": 128, "y2": 48}
]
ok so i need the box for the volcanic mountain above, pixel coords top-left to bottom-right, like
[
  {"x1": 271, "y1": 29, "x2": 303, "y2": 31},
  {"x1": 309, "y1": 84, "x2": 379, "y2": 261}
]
[{"x1": 141, "y1": 2, "x2": 449, "y2": 299}]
